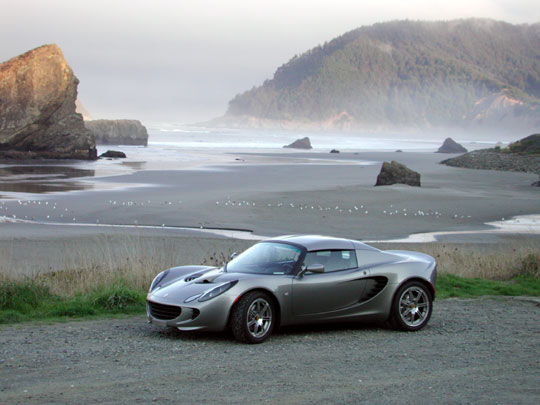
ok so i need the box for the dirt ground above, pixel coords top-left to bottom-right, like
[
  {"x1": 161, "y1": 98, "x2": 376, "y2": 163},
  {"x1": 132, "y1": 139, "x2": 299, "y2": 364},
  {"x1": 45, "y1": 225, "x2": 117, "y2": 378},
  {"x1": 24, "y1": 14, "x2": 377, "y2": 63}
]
[{"x1": 1, "y1": 297, "x2": 539, "y2": 404}]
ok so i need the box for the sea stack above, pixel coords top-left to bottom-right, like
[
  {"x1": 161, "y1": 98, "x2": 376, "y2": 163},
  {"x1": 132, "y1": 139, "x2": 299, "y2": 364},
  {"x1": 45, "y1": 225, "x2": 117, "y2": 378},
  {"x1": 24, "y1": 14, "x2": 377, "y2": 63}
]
[
  {"x1": 437, "y1": 138, "x2": 467, "y2": 153},
  {"x1": 284, "y1": 137, "x2": 312, "y2": 149},
  {"x1": 86, "y1": 119, "x2": 149, "y2": 146},
  {"x1": 0, "y1": 44, "x2": 97, "y2": 159}
]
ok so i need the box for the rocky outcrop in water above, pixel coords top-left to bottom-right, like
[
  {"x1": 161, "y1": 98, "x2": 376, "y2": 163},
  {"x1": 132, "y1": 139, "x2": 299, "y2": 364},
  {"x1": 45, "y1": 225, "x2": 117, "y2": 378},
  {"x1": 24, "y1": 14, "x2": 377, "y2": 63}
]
[
  {"x1": 441, "y1": 134, "x2": 540, "y2": 174},
  {"x1": 437, "y1": 138, "x2": 467, "y2": 153},
  {"x1": 85, "y1": 120, "x2": 148, "y2": 146},
  {"x1": 375, "y1": 161, "x2": 421, "y2": 187},
  {"x1": 283, "y1": 137, "x2": 312, "y2": 149},
  {"x1": 0, "y1": 44, "x2": 96, "y2": 160},
  {"x1": 442, "y1": 149, "x2": 540, "y2": 174},
  {"x1": 99, "y1": 150, "x2": 126, "y2": 158}
]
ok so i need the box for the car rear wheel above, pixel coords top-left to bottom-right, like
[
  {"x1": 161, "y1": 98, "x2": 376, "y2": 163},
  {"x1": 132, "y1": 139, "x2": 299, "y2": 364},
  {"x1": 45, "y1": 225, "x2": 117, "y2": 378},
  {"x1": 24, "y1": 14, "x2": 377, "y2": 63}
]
[
  {"x1": 231, "y1": 291, "x2": 275, "y2": 343},
  {"x1": 390, "y1": 281, "x2": 432, "y2": 331}
]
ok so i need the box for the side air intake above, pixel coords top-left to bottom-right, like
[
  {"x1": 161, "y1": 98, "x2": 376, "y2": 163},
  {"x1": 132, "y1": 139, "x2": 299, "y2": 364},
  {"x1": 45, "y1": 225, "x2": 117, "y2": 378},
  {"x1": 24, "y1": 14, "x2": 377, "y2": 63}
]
[{"x1": 359, "y1": 277, "x2": 388, "y2": 303}]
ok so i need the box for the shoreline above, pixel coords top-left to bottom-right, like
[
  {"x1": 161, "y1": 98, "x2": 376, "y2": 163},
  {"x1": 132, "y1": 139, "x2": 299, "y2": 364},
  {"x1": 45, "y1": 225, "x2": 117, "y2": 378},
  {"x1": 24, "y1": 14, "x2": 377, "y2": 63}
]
[{"x1": 2, "y1": 213, "x2": 540, "y2": 243}]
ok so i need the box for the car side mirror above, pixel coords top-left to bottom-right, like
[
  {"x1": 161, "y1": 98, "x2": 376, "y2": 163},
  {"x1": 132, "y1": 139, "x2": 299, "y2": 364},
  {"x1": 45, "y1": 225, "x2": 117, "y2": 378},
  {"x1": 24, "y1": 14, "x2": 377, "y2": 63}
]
[
  {"x1": 297, "y1": 263, "x2": 325, "y2": 278},
  {"x1": 230, "y1": 252, "x2": 238, "y2": 260},
  {"x1": 307, "y1": 264, "x2": 325, "y2": 274}
]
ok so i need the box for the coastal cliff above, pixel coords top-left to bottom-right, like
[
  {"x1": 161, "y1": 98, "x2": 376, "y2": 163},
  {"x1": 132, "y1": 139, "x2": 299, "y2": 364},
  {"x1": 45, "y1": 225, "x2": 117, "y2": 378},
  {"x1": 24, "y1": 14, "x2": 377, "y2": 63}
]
[
  {"x1": 219, "y1": 19, "x2": 540, "y2": 134},
  {"x1": 0, "y1": 44, "x2": 97, "y2": 159},
  {"x1": 85, "y1": 120, "x2": 148, "y2": 146}
]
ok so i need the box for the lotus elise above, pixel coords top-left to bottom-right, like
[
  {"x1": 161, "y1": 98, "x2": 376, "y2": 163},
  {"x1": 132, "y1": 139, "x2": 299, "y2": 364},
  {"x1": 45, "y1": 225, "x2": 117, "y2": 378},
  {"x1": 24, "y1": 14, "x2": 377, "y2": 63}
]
[{"x1": 147, "y1": 235, "x2": 437, "y2": 343}]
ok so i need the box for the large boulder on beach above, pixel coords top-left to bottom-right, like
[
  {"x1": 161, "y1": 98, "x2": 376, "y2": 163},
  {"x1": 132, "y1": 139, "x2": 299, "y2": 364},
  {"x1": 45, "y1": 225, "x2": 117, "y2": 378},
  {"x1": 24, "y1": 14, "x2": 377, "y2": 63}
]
[
  {"x1": 375, "y1": 161, "x2": 421, "y2": 187},
  {"x1": 0, "y1": 44, "x2": 97, "y2": 159},
  {"x1": 437, "y1": 138, "x2": 467, "y2": 153},
  {"x1": 283, "y1": 137, "x2": 312, "y2": 149},
  {"x1": 86, "y1": 119, "x2": 149, "y2": 146}
]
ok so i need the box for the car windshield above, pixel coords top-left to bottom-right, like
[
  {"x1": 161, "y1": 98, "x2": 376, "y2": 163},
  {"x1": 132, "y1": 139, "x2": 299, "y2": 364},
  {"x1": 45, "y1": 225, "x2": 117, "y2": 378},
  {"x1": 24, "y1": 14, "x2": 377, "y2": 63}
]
[{"x1": 226, "y1": 242, "x2": 302, "y2": 275}]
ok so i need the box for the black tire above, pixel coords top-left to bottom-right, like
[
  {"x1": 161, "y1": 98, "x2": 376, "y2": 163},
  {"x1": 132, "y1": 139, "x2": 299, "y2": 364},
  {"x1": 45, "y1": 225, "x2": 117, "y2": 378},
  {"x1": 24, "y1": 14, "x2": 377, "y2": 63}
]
[
  {"x1": 390, "y1": 281, "x2": 432, "y2": 331},
  {"x1": 230, "y1": 291, "x2": 275, "y2": 344}
]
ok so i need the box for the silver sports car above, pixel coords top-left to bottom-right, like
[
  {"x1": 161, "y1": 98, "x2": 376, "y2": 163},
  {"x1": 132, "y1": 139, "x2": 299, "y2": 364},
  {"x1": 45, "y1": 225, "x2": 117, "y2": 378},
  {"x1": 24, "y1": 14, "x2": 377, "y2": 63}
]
[{"x1": 147, "y1": 235, "x2": 436, "y2": 343}]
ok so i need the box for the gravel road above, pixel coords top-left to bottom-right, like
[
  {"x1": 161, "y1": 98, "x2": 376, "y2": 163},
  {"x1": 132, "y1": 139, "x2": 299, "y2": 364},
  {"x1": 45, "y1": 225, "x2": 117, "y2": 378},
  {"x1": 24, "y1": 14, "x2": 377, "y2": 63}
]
[{"x1": 1, "y1": 297, "x2": 539, "y2": 404}]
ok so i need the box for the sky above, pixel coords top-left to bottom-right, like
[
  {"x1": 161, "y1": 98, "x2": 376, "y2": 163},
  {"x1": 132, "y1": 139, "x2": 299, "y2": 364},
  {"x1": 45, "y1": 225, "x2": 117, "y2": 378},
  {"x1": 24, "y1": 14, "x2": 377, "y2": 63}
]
[{"x1": 1, "y1": 0, "x2": 540, "y2": 124}]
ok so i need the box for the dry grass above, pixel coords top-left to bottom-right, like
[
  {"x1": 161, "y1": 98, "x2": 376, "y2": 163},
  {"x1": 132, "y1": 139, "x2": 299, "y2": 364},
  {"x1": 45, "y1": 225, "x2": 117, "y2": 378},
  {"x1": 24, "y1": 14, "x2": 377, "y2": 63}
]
[
  {"x1": 373, "y1": 240, "x2": 540, "y2": 280},
  {"x1": 0, "y1": 234, "x2": 249, "y2": 297},
  {"x1": 0, "y1": 236, "x2": 538, "y2": 299}
]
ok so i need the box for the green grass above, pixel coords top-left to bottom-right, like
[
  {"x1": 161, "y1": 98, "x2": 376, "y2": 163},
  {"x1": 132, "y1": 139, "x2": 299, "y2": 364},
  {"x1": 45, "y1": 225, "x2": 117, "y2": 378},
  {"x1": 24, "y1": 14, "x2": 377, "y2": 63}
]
[
  {"x1": 1, "y1": 274, "x2": 539, "y2": 325},
  {"x1": 436, "y1": 274, "x2": 540, "y2": 299},
  {"x1": 0, "y1": 248, "x2": 538, "y2": 325},
  {"x1": 0, "y1": 279, "x2": 145, "y2": 324}
]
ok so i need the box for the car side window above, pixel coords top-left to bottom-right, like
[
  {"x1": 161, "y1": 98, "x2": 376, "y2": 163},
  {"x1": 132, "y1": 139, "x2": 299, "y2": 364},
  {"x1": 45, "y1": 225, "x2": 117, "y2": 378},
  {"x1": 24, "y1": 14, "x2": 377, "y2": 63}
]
[{"x1": 303, "y1": 250, "x2": 358, "y2": 273}]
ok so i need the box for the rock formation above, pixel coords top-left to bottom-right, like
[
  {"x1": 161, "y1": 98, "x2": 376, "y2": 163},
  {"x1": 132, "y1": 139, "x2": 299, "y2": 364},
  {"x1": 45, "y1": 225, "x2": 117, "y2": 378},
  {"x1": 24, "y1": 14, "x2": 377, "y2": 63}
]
[
  {"x1": 437, "y1": 138, "x2": 467, "y2": 153},
  {"x1": 99, "y1": 150, "x2": 126, "y2": 158},
  {"x1": 375, "y1": 161, "x2": 421, "y2": 187},
  {"x1": 0, "y1": 44, "x2": 96, "y2": 159},
  {"x1": 283, "y1": 137, "x2": 312, "y2": 149},
  {"x1": 85, "y1": 120, "x2": 148, "y2": 146},
  {"x1": 441, "y1": 134, "x2": 540, "y2": 174}
]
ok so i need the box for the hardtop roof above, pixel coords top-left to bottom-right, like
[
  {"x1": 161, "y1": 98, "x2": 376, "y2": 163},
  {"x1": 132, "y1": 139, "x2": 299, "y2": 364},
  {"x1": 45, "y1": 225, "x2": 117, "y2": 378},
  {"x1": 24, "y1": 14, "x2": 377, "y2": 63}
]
[{"x1": 264, "y1": 235, "x2": 379, "y2": 252}]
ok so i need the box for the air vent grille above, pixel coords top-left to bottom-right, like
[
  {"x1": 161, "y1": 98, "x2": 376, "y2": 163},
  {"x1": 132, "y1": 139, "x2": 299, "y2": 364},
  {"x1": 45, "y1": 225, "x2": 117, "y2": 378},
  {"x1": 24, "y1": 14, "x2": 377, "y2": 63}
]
[
  {"x1": 359, "y1": 277, "x2": 388, "y2": 303},
  {"x1": 147, "y1": 301, "x2": 182, "y2": 320}
]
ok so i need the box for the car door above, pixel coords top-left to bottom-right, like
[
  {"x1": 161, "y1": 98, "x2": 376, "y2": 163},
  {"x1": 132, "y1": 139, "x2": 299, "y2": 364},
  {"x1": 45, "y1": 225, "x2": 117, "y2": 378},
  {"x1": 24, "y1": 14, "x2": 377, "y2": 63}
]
[{"x1": 292, "y1": 250, "x2": 369, "y2": 318}]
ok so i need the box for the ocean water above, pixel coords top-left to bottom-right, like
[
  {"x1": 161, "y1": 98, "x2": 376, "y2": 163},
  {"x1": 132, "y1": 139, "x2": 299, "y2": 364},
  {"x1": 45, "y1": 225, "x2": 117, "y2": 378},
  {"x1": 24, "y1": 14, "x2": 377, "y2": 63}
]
[
  {"x1": 141, "y1": 123, "x2": 502, "y2": 153},
  {"x1": 3, "y1": 123, "x2": 503, "y2": 197}
]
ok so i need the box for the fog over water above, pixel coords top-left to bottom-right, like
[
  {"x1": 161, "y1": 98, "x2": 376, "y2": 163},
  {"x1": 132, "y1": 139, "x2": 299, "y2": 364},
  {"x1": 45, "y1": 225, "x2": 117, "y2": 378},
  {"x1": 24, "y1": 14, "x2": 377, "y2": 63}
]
[{"x1": 1, "y1": 0, "x2": 539, "y2": 123}]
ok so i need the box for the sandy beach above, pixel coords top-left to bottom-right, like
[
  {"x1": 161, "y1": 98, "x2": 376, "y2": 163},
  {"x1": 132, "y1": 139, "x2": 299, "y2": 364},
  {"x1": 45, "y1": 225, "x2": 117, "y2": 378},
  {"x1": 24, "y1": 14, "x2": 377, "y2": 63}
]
[{"x1": 1, "y1": 146, "x2": 539, "y2": 275}]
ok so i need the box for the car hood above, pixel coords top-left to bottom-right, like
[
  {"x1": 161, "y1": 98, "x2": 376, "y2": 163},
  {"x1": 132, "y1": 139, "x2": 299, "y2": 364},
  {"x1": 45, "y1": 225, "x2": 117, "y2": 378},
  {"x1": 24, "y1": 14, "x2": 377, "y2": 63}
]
[{"x1": 148, "y1": 268, "x2": 262, "y2": 304}]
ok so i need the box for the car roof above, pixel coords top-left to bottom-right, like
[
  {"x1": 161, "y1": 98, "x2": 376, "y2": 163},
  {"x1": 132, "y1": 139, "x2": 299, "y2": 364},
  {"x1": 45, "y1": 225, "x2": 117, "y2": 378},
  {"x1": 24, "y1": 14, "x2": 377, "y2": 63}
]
[{"x1": 264, "y1": 235, "x2": 379, "y2": 252}]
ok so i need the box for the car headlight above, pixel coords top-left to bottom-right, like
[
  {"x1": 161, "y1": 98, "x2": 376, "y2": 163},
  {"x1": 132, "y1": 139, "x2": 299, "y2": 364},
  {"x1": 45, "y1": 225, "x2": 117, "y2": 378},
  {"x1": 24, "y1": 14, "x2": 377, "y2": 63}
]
[
  {"x1": 149, "y1": 270, "x2": 169, "y2": 292},
  {"x1": 198, "y1": 281, "x2": 238, "y2": 302}
]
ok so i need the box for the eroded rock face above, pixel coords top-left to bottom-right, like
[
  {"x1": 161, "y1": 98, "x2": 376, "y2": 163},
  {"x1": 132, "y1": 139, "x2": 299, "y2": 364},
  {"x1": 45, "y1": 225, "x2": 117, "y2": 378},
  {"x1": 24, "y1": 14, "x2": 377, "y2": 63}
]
[
  {"x1": 0, "y1": 44, "x2": 96, "y2": 159},
  {"x1": 85, "y1": 120, "x2": 149, "y2": 146},
  {"x1": 283, "y1": 137, "x2": 312, "y2": 149},
  {"x1": 437, "y1": 138, "x2": 467, "y2": 153},
  {"x1": 375, "y1": 161, "x2": 421, "y2": 187}
]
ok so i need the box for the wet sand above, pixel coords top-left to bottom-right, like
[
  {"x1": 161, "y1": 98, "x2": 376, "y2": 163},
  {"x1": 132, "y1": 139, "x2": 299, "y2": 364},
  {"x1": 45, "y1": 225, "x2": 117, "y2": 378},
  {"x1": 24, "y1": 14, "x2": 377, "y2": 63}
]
[{"x1": 1, "y1": 150, "x2": 539, "y2": 274}]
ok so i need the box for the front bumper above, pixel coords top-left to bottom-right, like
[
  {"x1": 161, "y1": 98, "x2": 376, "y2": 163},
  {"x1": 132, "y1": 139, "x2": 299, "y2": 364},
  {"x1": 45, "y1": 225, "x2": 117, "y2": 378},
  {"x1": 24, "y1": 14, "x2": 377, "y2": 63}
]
[{"x1": 146, "y1": 292, "x2": 236, "y2": 332}]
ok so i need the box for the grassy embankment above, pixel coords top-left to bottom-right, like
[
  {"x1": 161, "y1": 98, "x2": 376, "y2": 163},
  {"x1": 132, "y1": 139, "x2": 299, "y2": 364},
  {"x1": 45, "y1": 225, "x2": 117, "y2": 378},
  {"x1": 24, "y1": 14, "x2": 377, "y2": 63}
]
[{"x1": 0, "y1": 240, "x2": 539, "y2": 324}]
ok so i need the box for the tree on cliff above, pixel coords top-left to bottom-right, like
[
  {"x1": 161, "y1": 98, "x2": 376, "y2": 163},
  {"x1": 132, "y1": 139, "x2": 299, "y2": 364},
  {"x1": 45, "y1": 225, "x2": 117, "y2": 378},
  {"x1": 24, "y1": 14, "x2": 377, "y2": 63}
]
[{"x1": 225, "y1": 19, "x2": 540, "y2": 132}]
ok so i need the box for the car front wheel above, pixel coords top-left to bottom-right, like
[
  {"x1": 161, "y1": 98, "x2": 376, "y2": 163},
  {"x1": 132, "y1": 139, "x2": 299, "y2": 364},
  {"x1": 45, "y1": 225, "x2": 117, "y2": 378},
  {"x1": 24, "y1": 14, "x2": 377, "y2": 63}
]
[
  {"x1": 231, "y1": 291, "x2": 275, "y2": 343},
  {"x1": 390, "y1": 281, "x2": 432, "y2": 331}
]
